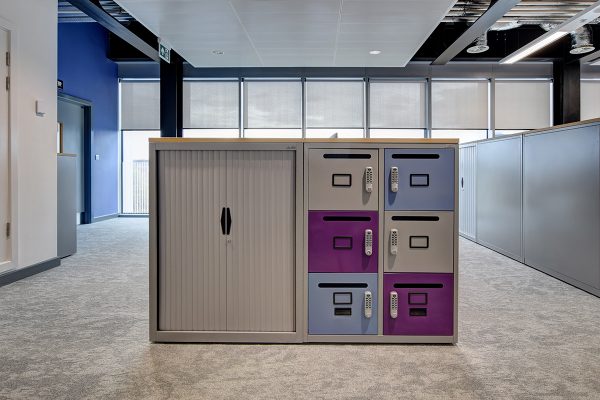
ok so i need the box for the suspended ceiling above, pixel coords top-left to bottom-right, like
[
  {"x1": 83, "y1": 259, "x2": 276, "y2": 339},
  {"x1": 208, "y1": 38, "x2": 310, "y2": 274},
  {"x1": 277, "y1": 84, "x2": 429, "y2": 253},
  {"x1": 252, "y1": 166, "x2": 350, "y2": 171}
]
[{"x1": 112, "y1": 0, "x2": 459, "y2": 68}]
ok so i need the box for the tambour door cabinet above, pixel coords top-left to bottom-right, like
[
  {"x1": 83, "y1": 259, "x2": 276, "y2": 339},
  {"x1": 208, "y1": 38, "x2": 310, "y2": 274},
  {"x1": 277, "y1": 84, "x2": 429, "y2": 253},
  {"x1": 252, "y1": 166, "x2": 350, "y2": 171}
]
[
  {"x1": 150, "y1": 138, "x2": 459, "y2": 344},
  {"x1": 149, "y1": 141, "x2": 304, "y2": 343}
]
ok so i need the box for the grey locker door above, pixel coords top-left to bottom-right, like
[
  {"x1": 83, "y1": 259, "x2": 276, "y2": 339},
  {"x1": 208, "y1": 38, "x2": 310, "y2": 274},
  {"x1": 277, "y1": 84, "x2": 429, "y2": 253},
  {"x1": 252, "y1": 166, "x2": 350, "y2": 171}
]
[
  {"x1": 226, "y1": 150, "x2": 296, "y2": 332},
  {"x1": 158, "y1": 150, "x2": 227, "y2": 331}
]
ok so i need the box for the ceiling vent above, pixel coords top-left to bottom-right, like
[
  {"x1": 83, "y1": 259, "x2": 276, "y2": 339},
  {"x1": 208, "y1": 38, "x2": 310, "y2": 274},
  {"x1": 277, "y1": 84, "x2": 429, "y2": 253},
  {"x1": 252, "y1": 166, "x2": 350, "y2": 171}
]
[
  {"x1": 467, "y1": 33, "x2": 490, "y2": 53},
  {"x1": 570, "y1": 26, "x2": 595, "y2": 54}
]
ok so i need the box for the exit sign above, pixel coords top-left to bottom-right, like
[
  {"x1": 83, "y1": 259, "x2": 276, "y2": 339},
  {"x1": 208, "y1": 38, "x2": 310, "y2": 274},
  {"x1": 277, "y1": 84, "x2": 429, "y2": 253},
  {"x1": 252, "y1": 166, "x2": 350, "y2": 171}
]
[{"x1": 159, "y1": 40, "x2": 171, "y2": 63}]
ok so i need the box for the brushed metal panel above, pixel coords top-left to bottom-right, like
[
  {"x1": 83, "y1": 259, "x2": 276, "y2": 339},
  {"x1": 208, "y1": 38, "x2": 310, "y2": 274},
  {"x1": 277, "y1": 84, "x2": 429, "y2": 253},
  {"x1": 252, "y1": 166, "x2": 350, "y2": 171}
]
[
  {"x1": 459, "y1": 145, "x2": 477, "y2": 240},
  {"x1": 57, "y1": 155, "x2": 77, "y2": 258},
  {"x1": 308, "y1": 148, "x2": 378, "y2": 211},
  {"x1": 523, "y1": 127, "x2": 600, "y2": 289},
  {"x1": 476, "y1": 137, "x2": 523, "y2": 261},
  {"x1": 383, "y1": 211, "x2": 454, "y2": 273},
  {"x1": 226, "y1": 150, "x2": 295, "y2": 332},
  {"x1": 158, "y1": 150, "x2": 227, "y2": 331}
]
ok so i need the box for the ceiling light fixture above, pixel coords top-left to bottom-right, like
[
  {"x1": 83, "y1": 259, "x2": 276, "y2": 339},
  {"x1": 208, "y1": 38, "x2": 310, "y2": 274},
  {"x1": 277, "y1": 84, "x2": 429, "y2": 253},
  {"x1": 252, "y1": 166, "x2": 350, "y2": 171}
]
[
  {"x1": 369, "y1": 50, "x2": 381, "y2": 55},
  {"x1": 500, "y1": 1, "x2": 600, "y2": 64}
]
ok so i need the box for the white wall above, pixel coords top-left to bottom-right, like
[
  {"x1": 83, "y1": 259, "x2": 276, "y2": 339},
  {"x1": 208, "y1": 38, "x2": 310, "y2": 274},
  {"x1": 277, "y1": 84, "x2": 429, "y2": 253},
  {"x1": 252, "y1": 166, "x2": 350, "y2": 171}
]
[{"x1": 0, "y1": 0, "x2": 58, "y2": 269}]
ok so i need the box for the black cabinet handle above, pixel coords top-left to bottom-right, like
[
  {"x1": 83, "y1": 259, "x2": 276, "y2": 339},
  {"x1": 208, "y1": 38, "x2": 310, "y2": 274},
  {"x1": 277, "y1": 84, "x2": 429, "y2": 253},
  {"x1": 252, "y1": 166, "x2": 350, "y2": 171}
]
[
  {"x1": 220, "y1": 207, "x2": 226, "y2": 235},
  {"x1": 461, "y1": 177, "x2": 464, "y2": 188},
  {"x1": 226, "y1": 208, "x2": 232, "y2": 235}
]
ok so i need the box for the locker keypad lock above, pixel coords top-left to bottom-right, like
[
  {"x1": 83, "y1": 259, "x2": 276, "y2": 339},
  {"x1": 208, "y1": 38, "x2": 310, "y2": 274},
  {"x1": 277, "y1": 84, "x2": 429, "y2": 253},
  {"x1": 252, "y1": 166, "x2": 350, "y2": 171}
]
[
  {"x1": 365, "y1": 167, "x2": 373, "y2": 193},
  {"x1": 390, "y1": 229, "x2": 399, "y2": 255},
  {"x1": 390, "y1": 167, "x2": 399, "y2": 193},
  {"x1": 364, "y1": 291, "x2": 373, "y2": 318},
  {"x1": 390, "y1": 291, "x2": 398, "y2": 319},
  {"x1": 364, "y1": 229, "x2": 373, "y2": 256}
]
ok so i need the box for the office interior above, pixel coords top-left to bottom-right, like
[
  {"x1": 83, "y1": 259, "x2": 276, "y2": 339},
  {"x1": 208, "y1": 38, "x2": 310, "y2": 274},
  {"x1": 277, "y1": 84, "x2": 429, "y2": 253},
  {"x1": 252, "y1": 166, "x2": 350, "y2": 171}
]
[{"x1": 1, "y1": 0, "x2": 600, "y2": 399}]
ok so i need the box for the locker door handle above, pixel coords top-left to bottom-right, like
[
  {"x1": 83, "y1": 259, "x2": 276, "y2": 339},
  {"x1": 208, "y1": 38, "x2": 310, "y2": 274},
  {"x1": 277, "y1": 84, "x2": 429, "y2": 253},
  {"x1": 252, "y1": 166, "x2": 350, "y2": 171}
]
[
  {"x1": 364, "y1": 291, "x2": 373, "y2": 318},
  {"x1": 226, "y1": 207, "x2": 232, "y2": 235},
  {"x1": 220, "y1": 207, "x2": 226, "y2": 235},
  {"x1": 390, "y1": 229, "x2": 398, "y2": 255},
  {"x1": 461, "y1": 177, "x2": 464, "y2": 188},
  {"x1": 365, "y1": 166, "x2": 373, "y2": 193},
  {"x1": 390, "y1": 291, "x2": 398, "y2": 319},
  {"x1": 390, "y1": 167, "x2": 399, "y2": 193},
  {"x1": 364, "y1": 229, "x2": 373, "y2": 256}
]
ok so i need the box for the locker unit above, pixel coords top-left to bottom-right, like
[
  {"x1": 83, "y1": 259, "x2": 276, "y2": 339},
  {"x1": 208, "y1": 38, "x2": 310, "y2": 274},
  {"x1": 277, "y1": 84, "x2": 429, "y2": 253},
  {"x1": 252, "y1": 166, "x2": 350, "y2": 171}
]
[
  {"x1": 308, "y1": 148, "x2": 378, "y2": 211},
  {"x1": 150, "y1": 138, "x2": 459, "y2": 344},
  {"x1": 308, "y1": 273, "x2": 378, "y2": 335},
  {"x1": 384, "y1": 148, "x2": 454, "y2": 211},
  {"x1": 383, "y1": 211, "x2": 454, "y2": 274},
  {"x1": 459, "y1": 144, "x2": 476, "y2": 241},
  {"x1": 308, "y1": 211, "x2": 378, "y2": 273},
  {"x1": 383, "y1": 273, "x2": 454, "y2": 336}
]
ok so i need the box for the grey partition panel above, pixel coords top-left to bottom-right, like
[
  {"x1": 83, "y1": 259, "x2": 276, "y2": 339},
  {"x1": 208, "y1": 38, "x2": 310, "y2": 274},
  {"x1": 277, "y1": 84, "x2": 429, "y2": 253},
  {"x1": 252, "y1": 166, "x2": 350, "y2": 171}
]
[
  {"x1": 459, "y1": 145, "x2": 476, "y2": 241},
  {"x1": 523, "y1": 127, "x2": 600, "y2": 291},
  {"x1": 57, "y1": 155, "x2": 77, "y2": 258},
  {"x1": 226, "y1": 150, "x2": 296, "y2": 332},
  {"x1": 476, "y1": 137, "x2": 523, "y2": 261},
  {"x1": 158, "y1": 150, "x2": 228, "y2": 331}
]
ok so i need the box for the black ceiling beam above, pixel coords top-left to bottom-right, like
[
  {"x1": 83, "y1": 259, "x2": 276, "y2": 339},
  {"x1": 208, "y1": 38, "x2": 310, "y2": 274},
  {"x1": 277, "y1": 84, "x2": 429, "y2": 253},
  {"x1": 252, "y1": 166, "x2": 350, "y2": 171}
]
[
  {"x1": 66, "y1": 0, "x2": 159, "y2": 62},
  {"x1": 431, "y1": 0, "x2": 521, "y2": 65}
]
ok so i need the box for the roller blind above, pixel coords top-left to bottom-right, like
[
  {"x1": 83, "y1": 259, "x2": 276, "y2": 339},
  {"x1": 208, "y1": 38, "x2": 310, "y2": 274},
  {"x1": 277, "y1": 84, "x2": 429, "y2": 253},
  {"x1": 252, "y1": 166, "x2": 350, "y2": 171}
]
[
  {"x1": 369, "y1": 81, "x2": 426, "y2": 129},
  {"x1": 306, "y1": 80, "x2": 364, "y2": 128},
  {"x1": 183, "y1": 81, "x2": 239, "y2": 129},
  {"x1": 495, "y1": 80, "x2": 551, "y2": 130},
  {"x1": 120, "y1": 81, "x2": 160, "y2": 130},
  {"x1": 581, "y1": 80, "x2": 600, "y2": 121},
  {"x1": 432, "y1": 80, "x2": 488, "y2": 129},
  {"x1": 244, "y1": 81, "x2": 302, "y2": 128}
]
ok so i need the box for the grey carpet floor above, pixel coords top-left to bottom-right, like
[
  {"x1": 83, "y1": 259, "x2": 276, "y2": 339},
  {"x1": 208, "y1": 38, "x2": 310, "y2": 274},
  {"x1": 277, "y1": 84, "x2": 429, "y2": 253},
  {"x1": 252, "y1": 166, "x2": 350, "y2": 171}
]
[{"x1": 1, "y1": 218, "x2": 599, "y2": 400}]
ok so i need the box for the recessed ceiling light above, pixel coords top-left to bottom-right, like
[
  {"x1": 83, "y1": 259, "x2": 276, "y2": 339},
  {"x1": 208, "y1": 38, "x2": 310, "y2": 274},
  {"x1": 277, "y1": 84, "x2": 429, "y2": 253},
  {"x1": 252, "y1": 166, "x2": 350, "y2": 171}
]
[
  {"x1": 212, "y1": 50, "x2": 224, "y2": 55},
  {"x1": 369, "y1": 50, "x2": 381, "y2": 55}
]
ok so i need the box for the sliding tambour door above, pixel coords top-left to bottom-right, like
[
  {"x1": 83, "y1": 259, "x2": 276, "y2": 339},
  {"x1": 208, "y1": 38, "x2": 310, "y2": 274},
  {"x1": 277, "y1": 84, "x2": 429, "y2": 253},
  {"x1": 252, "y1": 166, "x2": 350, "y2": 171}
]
[
  {"x1": 226, "y1": 151, "x2": 296, "y2": 332},
  {"x1": 158, "y1": 150, "x2": 227, "y2": 331}
]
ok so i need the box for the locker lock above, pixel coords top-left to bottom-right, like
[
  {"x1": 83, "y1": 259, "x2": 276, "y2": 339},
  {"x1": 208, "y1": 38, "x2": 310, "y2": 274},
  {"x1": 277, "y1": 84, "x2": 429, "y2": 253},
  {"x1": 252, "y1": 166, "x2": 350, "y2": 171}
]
[
  {"x1": 364, "y1": 229, "x2": 373, "y2": 256},
  {"x1": 390, "y1": 167, "x2": 399, "y2": 193},
  {"x1": 365, "y1": 167, "x2": 373, "y2": 193}
]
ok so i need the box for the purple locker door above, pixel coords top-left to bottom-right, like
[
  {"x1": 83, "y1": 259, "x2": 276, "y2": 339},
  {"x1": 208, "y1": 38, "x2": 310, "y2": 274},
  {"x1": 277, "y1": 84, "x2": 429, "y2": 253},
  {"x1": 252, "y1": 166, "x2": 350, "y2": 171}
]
[
  {"x1": 308, "y1": 211, "x2": 378, "y2": 273},
  {"x1": 383, "y1": 273, "x2": 453, "y2": 336}
]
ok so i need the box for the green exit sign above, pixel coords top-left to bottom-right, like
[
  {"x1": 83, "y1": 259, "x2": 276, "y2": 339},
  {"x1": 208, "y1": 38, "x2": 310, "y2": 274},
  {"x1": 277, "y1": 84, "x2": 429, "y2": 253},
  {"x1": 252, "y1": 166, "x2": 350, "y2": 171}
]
[{"x1": 159, "y1": 41, "x2": 171, "y2": 63}]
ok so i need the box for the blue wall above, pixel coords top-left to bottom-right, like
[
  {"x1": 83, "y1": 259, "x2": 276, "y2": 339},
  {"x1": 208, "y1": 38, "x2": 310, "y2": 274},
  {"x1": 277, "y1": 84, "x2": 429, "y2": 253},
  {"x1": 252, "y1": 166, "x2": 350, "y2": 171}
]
[{"x1": 58, "y1": 23, "x2": 118, "y2": 219}]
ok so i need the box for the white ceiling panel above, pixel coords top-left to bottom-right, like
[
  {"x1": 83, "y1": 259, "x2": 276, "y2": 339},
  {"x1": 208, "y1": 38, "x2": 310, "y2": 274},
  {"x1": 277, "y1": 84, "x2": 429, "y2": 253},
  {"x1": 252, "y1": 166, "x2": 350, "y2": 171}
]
[{"x1": 114, "y1": 0, "x2": 457, "y2": 67}]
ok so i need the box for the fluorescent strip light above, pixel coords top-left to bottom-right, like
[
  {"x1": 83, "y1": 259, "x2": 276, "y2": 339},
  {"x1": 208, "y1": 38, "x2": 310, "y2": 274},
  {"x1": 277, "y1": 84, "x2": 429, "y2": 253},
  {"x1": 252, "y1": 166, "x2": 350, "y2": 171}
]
[
  {"x1": 500, "y1": 0, "x2": 600, "y2": 64},
  {"x1": 502, "y1": 32, "x2": 569, "y2": 64}
]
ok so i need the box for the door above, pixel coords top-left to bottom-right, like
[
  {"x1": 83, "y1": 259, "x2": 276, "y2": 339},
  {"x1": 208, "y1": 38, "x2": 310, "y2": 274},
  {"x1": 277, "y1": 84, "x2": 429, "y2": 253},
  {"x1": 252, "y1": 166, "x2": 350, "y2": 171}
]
[
  {"x1": 384, "y1": 211, "x2": 454, "y2": 273},
  {"x1": 384, "y1": 148, "x2": 454, "y2": 211},
  {"x1": 158, "y1": 150, "x2": 228, "y2": 331},
  {"x1": 308, "y1": 211, "x2": 378, "y2": 273},
  {"x1": 308, "y1": 148, "x2": 378, "y2": 211},
  {"x1": 226, "y1": 150, "x2": 295, "y2": 332},
  {"x1": 0, "y1": 28, "x2": 9, "y2": 267}
]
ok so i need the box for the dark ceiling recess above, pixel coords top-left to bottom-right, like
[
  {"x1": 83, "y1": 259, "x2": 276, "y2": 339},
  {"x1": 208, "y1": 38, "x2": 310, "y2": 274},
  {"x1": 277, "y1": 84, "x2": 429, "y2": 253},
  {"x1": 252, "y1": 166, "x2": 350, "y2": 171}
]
[
  {"x1": 58, "y1": 0, "x2": 132, "y2": 23},
  {"x1": 416, "y1": 0, "x2": 600, "y2": 63}
]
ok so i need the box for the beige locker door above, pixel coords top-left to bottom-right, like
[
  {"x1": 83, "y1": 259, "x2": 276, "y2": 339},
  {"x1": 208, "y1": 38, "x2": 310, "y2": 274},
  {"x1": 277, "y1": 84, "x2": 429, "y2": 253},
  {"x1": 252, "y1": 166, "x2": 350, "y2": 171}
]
[
  {"x1": 226, "y1": 150, "x2": 295, "y2": 332},
  {"x1": 158, "y1": 150, "x2": 227, "y2": 331}
]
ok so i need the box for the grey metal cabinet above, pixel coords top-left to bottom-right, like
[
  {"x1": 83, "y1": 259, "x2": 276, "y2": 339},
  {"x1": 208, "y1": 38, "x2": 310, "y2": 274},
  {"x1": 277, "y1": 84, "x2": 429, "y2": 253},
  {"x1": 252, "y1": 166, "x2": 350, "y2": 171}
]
[
  {"x1": 476, "y1": 136, "x2": 523, "y2": 261},
  {"x1": 459, "y1": 144, "x2": 476, "y2": 241},
  {"x1": 523, "y1": 127, "x2": 600, "y2": 292},
  {"x1": 155, "y1": 149, "x2": 297, "y2": 337}
]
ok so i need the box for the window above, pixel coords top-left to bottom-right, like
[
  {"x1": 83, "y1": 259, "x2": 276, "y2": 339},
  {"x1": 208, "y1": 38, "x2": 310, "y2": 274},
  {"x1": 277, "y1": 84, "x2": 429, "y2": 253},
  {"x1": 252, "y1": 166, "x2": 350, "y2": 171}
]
[
  {"x1": 244, "y1": 80, "x2": 302, "y2": 138},
  {"x1": 121, "y1": 130, "x2": 160, "y2": 214},
  {"x1": 183, "y1": 80, "x2": 239, "y2": 137},
  {"x1": 306, "y1": 80, "x2": 364, "y2": 138},
  {"x1": 432, "y1": 80, "x2": 489, "y2": 130},
  {"x1": 369, "y1": 80, "x2": 426, "y2": 129},
  {"x1": 369, "y1": 129, "x2": 425, "y2": 139},
  {"x1": 581, "y1": 80, "x2": 600, "y2": 121},
  {"x1": 120, "y1": 81, "x2": 160, "y2": 130},
  {"x1": 495, "y1": 80, "x2": 551, "y2": 130}
]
